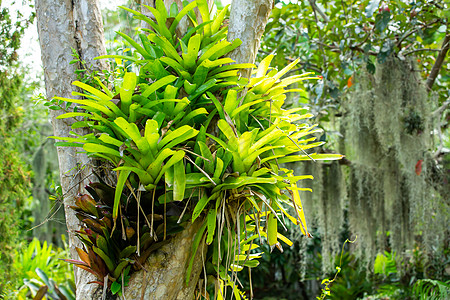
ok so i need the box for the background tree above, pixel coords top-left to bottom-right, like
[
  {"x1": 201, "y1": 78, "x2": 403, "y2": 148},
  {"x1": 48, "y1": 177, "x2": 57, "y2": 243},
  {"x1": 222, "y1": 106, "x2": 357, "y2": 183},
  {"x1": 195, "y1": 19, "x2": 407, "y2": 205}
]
[
  {"x1": 0, "y1": 1, "x2": 35, "y2": 293},
  {"x1": 245, "y1": 0, "x2": 449, "y2": 298}
]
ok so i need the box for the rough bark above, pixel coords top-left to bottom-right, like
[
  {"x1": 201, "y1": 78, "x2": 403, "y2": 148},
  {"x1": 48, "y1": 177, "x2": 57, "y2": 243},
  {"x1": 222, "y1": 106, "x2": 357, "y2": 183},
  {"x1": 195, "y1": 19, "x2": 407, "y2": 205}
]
[
  {"x1": 228, "y1": 0, "x2": 273, "y2": 78},
  {"x1": 35, "y1": 0, "x2": 107, "y2": 298},
  {"x1": 426, "y1": 32, "x2": 450, "y2": 91},
  {"x1": 122, "y1": 221, "x2": 206, "y2": 300}
]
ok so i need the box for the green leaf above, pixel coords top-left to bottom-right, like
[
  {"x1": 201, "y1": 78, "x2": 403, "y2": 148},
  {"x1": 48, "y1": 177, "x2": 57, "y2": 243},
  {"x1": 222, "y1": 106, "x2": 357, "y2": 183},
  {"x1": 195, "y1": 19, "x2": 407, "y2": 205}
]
[
  {"x1": 169, "y1": 2, "x2": 178, "y2": 17},
  {"x1": 54, "y1": 142, "x2": 82, "y2": 147},
  {"x1": 172, "y1": 160, "x2": 186, "y2": 201},
  {"x1": 113, "y1": 170, "x2": 131, "y2": 226},
  {"x1": 120, "y1": 72, "x2": 137, "y2": 115},
  {"x1": 209, "y1": 63, "x2": 254, "y2": 76},
  {"x1": 211, "y1": 5, "x2": 229, "y2": 35},
  {"x1": 186, "y1": 221, "x2": 206, "y2": 284},
  {"x1": 35, "y1": 268, "x2": 50, "y2": 287},
  {"x1": 197, "y1": 0, "x2": 211, "y2": 36},
  {"x1": 95, "y1": 54, "x2": 139, "y2": 62},
  {"x1": 230, "y1": 98, "x2": 266, "y2": 118},
  {"x1": 198, "y1": 40, "x2": 230, "y2": 64},
  {"x1": 206, "y1": 208, "x2": 216, "y2": 245},
  {"x1": 193, "y1": 64, "x2": 209, "y2": 86},
  {"x1": 139, "y1": 33, "x2": 157, "y2": 58},
  {"x1": 184, "y1": 34, "x2": 201, "y2": 71},
  {"x1": 217, "y1": 119, "x2": 237, "y2": 141},
  {"x1": 206, "y1": 91, "x2": 225, "y2": 120},
  {"x1": 143, "y1": 4, "x2": 173, "y2": 42},
  {"x1": 116, "y1": 31, "x2": 152, "y2": 59},
  {"x1": 177, "y1": 108, "x2": 208, "y2": 126},
  {"x1": 169, "y1": 1, "x2": 198, "y2": 33},
  {"x1": 159, "y1": 56, "x2": 190, "y2": 79},
  {"x1": 114, "y1": 117, "x2": 150, "y2": 154},
  {"x1": 141, "y1": 75, "x2": 177, "y2": 98},
  {"x1": 155, "y1": 0, "x2": 167, "y2": 20},
  {"x1": 111, "y1": 281, "x2": 121, "y2": 294},
  {"x1": 149, "y1": 34, "x2": 182, "y2": 63},
  {"x1": 223, "y1": 89, "x2": 238, "y2": 115},
  {"x1": 113, "y1": 259, "x2": 131, "y2": 279},
  {"x1": 72, "y1": 81, "x2": 111, "y2": 101},
  {"x1": 250, "y1": 125, "x2": 279, "y2": 152},
  {"x1": 83, "y1": 143, "x2": 121, "y2": 157},
  {"x1": 99, "y1": 134, "x2": 122, "y2": 147},
  {"x1": 375, "y1": 10, "x2": 391, "y2": 33},
  {"x1": 114, "y1": 166, "x2": 154, "y2": 185},
  {"x1": 213, "y1": 157, "x2": 224, "y2": 179},
  {"x1": 198, "y1": 141, "x2": 214, "y2": 175},
  {"x1": 212, "y1": 176, "x2": 277, "y2": 194},
  {"x1": 154, "y1": 150, "x2": 186, "y2": 183},
  {"x1": 53, "y1": 97, "x2": 114, "y2": 118},
  {"x1": 119, "y1": 246, "x2": 137, "y2": 259},
  {"x1": 273, "y1": 58, "x2": 299, "y2": 81},
  {"x1": 119, "y1": 6, "x2": 159, "y2": 34},
  {"x1": 56, "y1": 112, "x2": 91, "y2": 119},
  {"x1": 267, "y1": 212, "x2": 278, "y2": 248},
  {"x1": 183, "y1": 80, "x2": 197, "y2": 94},
  {"x1": 188, "y1": 79, "x2": 217, "y2": 100},
  {"x1": 93, "y1": 246, "x2": 115, "y2": 272},
  {"x1": 277, "y1": 153, "x2": 344, "y2": 163},
  {"x1": 365, "y1": 0, "x2": 381, "y2": 18},
  {"x1": 192, "y1": 193, "x2": 215, "y2": 222},
  {"x1": 159, "y1": 125, "x2": 198, "y2": 150}
]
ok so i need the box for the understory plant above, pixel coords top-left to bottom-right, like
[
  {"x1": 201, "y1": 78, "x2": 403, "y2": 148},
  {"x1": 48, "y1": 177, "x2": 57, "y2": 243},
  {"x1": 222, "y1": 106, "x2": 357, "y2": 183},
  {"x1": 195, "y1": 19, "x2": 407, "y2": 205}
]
[
  {"x1": 12, "y1": 237, "x2": 75, "y2": 300},
  {"x1": 52, "y1": 0, "x2": 342, "y2": 297}
]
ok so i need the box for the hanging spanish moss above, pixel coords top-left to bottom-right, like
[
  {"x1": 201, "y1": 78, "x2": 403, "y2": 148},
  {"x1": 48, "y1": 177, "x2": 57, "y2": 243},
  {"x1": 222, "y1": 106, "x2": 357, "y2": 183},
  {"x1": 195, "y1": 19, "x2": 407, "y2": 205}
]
[
  {"x1": 341, "y1": 56, "x2": 448, "y2": 270},
  {"x1": 296, "y1": 57, "x2": 448, "y2": 275},
  {"x1": 298, "y1": 160, "x2": 345, "y2": 274}
]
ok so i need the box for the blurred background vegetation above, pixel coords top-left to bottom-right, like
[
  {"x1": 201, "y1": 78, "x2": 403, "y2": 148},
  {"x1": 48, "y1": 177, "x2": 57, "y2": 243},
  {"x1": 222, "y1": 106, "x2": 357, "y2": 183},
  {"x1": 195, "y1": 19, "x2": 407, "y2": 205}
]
[{"x1": 0, "y1": 0, "x2": 448, "y2": 299}]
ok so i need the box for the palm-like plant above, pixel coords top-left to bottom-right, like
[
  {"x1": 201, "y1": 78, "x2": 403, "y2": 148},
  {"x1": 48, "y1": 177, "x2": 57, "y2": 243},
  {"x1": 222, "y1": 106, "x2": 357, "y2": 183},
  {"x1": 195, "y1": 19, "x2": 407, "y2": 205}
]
[{"x1": 53, "y1": 0, "x2": 342, "y2": 296}]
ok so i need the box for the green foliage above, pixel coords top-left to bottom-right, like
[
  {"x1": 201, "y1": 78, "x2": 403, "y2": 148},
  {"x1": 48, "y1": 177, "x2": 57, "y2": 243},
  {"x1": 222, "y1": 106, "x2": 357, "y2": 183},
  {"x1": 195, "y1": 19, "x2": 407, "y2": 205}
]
[
  {"x1": 13, "y1": 238, "x2": 58, "y2": 277},
  {"x1": 0, "y1": 1, "x2": 38, "y2": 294},
  {"x1": 52, "y1": 0, "x2": 342, "y2": 296},
  {"x1": 258, "y1": 4, "x2": 449, "y2": 298},
  {"x1": 317, "y1": 245, "x2": 450, "y2": 300},
  {"x1": 9, "y1": 237, "x2": 75, "y2": 300},
  {"x1": 262, "y1": 0, "x2": 449, "y2": 118},
  {"x1": 0, "y1": 1, "x2": 35, "y2": 109},
  {"x1": 317, "y1": 237, "x2": 357, "y2": 300},
  {"x1": 374, "y1": 251, "x2": 397, "y2": 276},
  {"x1": 413, "y1": 278, "x2": 450, "y2": 300},
  {"x1": 64, "y1": 182, "x2": 185, "y2": 290}
]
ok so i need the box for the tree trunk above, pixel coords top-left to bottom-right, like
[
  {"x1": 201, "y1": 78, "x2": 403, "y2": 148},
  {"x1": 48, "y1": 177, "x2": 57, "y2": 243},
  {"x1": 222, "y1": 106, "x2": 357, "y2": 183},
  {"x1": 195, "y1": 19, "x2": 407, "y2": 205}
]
[
  {"x1": 36, "y1": 0, "x2": 273, "y2": 298},
  {"x1": 228, "y1": 0, "x2": 273, "y2": 78},
  {"x1": 123, "y1": 221, "x2": 205, "y2": 300},
  {"x1": 35, "y1": 0, "x2": 107, "y2": 298}
]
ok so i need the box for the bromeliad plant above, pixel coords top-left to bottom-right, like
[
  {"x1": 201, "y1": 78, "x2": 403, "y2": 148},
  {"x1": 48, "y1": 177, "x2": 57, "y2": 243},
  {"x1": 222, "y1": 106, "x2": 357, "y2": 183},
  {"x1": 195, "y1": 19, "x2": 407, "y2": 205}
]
[
  {"x1": 52, "y1": 0, "x2": 342, "y2": 297},
  {"x1": 64, "y1": 181, "x2": 185, "y2": 292}
]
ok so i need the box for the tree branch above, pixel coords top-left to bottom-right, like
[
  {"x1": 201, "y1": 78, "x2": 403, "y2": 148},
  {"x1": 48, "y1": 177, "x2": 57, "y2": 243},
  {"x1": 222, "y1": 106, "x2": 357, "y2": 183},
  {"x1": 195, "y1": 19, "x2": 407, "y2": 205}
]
[
  {"x1": 308, "y1": 0, "x2": 329, "y2": 23},
  {"x1": 317, "y1": 41, "x2": 378, "y2": 56},
  {"x1": 403, "y1": 48, "x2": 441, "y2": 56},
  {"x1": 396, "y1": 19, "x2": 442, "y2": 49},
  {"x1": 287, "y1": 65, "x2": 323, "y2": 75},
  {"x1": 426, "y1": 32, "x2": 450, "y2": 91},
  {"x1": 308, "y1": 1, "x2": 327, "y2": 73}
]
